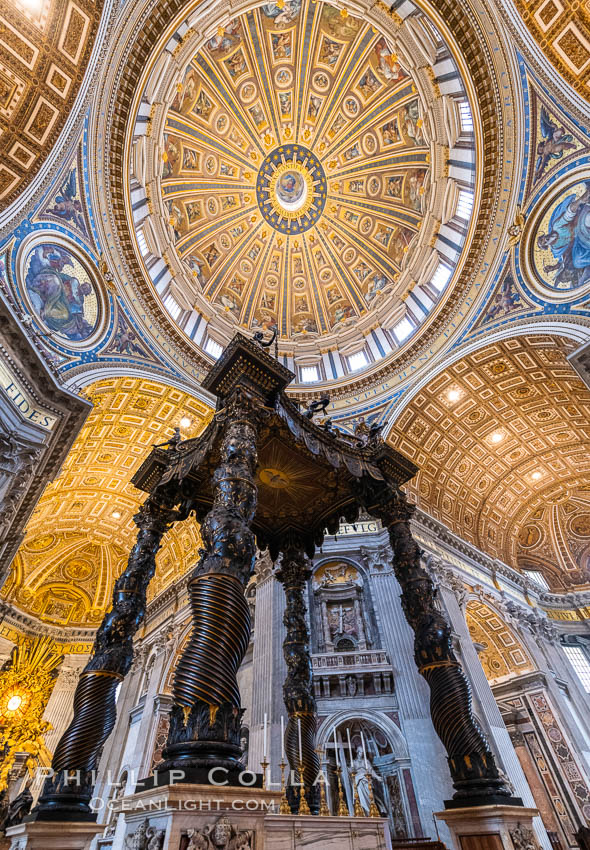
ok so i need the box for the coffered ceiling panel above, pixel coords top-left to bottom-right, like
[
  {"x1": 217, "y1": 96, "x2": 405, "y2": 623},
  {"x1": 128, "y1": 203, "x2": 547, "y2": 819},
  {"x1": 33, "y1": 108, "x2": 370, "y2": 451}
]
[
  {"x1": 389, "y1": 335, "x2": 590, "y2": 590},
  {"x1": 1, "y1": 377, "x2": 213, "y2": 626},
  {"x1": 0, "y1": 0, "x2": 105, "y2": 207},
  {"x1": 513, "y1": 0, "x2": 590, "y2": 101}
]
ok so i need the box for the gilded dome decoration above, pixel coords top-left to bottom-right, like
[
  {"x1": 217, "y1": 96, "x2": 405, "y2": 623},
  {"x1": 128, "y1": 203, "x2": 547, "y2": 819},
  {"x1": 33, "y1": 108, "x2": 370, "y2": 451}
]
[{"x1": 128, "y1": 0, "x2": 478, "y2": 383}]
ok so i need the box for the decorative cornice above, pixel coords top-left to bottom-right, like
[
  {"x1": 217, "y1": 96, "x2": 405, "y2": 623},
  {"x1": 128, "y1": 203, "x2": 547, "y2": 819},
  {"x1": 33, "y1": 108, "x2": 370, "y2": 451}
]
[{"x1": 0, "y1": 601, "x2": 95, "y2": 645}]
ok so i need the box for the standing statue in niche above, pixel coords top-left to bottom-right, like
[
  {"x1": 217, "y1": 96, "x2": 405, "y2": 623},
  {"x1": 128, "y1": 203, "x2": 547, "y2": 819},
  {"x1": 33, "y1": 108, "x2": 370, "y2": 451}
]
[{"x1": 350, "y1": 747, "x2": 383, "y2": 815}]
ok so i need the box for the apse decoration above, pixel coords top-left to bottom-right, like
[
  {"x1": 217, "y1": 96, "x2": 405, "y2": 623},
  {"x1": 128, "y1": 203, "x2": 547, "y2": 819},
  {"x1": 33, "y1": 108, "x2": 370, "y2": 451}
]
[
  {"x1": 131, "y1": 0, "x2": 476, "y2": 378},
  {"x1": 22, "y1": 242, "x2": 99, "y2": 342}
]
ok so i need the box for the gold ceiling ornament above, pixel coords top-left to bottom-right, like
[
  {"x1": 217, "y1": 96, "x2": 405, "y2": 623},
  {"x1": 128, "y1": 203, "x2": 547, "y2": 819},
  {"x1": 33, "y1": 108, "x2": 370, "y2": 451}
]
[
  {"x1": 0, "y1": 635, "x2": 63, "y2": 791},
  {"x1": 508, "y1": 206, "x2": 525, "y2": 248},
  {"x1": 511, "y1": 0, "x2": 590, "y2": 102},
  {"x1": 389, "y1": 335, "x2": 590, "y2": 591},
  {"x1": 131, "y1": 0, "x2": 476, "y2": 372},
  {"x1": 0, "y1": 0, "x2": 106, "y2": 209},
  {"x1": 466, "y1": 601, "x2": 534, "y2": 684},
  {"x1": 2, "y1": 377, "x2": 213, "y2": 627}
]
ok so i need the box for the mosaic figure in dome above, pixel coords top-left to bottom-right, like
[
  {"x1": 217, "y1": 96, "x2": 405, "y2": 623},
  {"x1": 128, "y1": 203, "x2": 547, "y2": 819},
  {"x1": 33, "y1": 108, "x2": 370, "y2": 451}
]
[
  {"x1": 406, "y1": 168, "x2": 428, "y2": 212},
  {"x1": 184, "y1": 255, "x2": 207, "y2": 288},
  {"x1": 386, "y1": 175, "x2": 403, "y2": 197},
  {"x1": 402, "y1": 100, "x2": 425, "y2": 145},
  {"x1": 366, "y1": 273, "x2": 391, "y2": 304},
  {"x1": 381, "y1": 119, "x2": 400, "y2": 146},
  {"x1": 358, "y1": 68, "x2": 381, "y2": 98},
  {"x1": 374, "y1": 37, "x2": 406, "y2": 83},
  {"x1": 108, "y1": 313, "x2": 150, "y2": 358},
  {"x1": 320, "y1": 3, "x2": 361, "y2": 38},
  {"x1": 162, "y1": 136, "x2": 180, "y2": 178},
  {"x1": 45, "y1": 168, "x2": 87, "y2": 235},
  {"x1": 534, "y1": 107, "x2": 577, "y2": 183},
  {"x1": 206, "y1": 19, "x2": 242, "y2": 54},
  {"x1": 319, "y1": 36, "x2": 341, "y2": 67},
  {"x1": 272, "y1": 31, "x2": 291, "y2": 59},
  {"x1": 171, "y1": 68, "x2": 198, "y2": 113},
  {"x1": 24, "y1": 244, "x2": 98, "y2": 342},
  {"x1": 261, "y1": 0, "x2": 301, "y2": 26},
  {"x1": 535, "y1": 180, "x2": 590, "y2": 289},
  {"x1": 481, "y1": 274, "x2": 522, "y2": 324}
]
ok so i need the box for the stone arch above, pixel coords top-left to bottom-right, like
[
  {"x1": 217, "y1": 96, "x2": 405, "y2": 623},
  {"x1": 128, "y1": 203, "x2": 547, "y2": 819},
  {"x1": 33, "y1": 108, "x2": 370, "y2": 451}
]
[
  {"x1": 317, "y1": 708, "x2": 409, "y2": 760},
  {"x1": 465, "y1": 598, "x2": 535, "y2": 684}
]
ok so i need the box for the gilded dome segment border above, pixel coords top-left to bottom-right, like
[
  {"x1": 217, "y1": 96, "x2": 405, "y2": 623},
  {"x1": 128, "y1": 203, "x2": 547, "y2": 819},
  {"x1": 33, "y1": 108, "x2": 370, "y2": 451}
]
[{"x1": 92, "y1": 0, "x2": 519, "y2": 398}]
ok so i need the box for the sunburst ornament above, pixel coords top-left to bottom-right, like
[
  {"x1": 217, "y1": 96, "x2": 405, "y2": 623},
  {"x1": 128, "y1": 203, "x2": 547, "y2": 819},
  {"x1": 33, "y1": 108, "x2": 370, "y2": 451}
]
[
  {"x1": 256, "y1": 144, "x2": 327, "y2": 234},
  {"x1": 0, "y1": 635, "x2": 62, "y2": 790}
]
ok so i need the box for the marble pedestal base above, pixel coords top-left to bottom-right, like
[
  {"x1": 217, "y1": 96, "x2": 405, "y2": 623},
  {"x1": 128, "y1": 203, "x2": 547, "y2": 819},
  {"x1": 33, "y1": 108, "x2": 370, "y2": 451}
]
[
  {"x1": 101, "y1": 783, "x2": 389, "y2": 850},
  {"x1": 435, "y1": 805, "x2": 540, "y2": 850},
  {"x1": 5, "y1": 820, "x2": 102, "y2": 849}
]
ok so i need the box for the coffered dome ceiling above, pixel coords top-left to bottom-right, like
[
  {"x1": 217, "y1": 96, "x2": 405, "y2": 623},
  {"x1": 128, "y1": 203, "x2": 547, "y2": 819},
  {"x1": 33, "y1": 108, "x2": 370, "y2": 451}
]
[{"x1": 127, "y1": 0, "x2": 478, "y2": 383}]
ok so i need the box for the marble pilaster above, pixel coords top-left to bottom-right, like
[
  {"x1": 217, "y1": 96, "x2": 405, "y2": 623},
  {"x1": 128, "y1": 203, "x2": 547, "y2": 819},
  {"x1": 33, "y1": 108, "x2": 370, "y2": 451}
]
[
  {"x1": 369, "y1": 565, "x2": 453, "y2": 846},
  {"x1": 249, "y1": 570, "x2": 287, "y2": 779},
  {"x1": 437, "y1": 582, "x2": 551, "y2": 850}
]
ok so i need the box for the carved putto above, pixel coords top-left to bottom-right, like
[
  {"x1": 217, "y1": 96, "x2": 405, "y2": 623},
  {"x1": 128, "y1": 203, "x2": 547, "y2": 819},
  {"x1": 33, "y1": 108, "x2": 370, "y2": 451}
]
[{"x1": 182, "y1": 815, "x2": 254, "y2": 849}]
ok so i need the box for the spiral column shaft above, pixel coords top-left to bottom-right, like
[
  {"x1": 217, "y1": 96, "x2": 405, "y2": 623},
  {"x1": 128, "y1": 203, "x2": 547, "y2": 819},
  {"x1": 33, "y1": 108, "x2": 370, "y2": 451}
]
[
  {"x1": 374, "y1": 493, "x2": 513, "y2": 805},
  {"x1": 277, "y1": 545, "x2": 320, "y2": 815},
  {"x1": 33, "y1": 497, "x2": 177, "y2": 819},
  {"x1": 162, "y1": 389, "x2": 259, "y2": 771}
]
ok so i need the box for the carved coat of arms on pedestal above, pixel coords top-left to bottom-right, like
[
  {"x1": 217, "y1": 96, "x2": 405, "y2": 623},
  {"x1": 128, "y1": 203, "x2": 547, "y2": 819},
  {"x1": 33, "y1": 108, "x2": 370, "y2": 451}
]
[{"x1": 180, "y1": 815, "x2": 254, "y2": 849}]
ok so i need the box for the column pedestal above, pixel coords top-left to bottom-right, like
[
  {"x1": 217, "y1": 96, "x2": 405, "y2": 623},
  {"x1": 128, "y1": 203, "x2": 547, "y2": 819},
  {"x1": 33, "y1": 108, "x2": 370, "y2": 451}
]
[
  {"x1": 104, "y1": 783, "x2": 388, "y2": 850},
  {"x1": 5, "y1": 821, "x2": 102, "y2": 849},
  {"x1": 435, "y1": 805, "x2": 541, "y2": 850}
]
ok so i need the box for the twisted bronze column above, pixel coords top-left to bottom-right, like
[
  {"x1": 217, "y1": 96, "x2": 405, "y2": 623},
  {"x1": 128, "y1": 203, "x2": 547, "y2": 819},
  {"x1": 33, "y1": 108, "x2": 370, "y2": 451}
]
[
  {"x1": 161, "y1": 389, "x2": 259, "y2": 771},
  {"x1": 34, "y1": 497, "x2": 177, "y2": 819},
  {"x1": 374, "y1": 492, "x2": 515, "y2": 806},
  {"x1": 276, "y1": 544, "x2": 320, "y2": 815}
]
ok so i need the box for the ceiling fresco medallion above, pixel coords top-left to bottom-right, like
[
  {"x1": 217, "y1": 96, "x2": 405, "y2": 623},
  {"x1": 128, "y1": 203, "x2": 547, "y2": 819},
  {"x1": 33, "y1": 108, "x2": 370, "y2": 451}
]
[
  {"x1": 257, "y1": 145, "x2": 327, "y2": 232},
  {"x1": 524, "y1": 171, "x2": 590, "y2": 300},
  {"x1": 128, "y1": 0, "x2": 478, "y2": 380},
  {"x1": 18, "y1": 235, "x2": 107, "y2": 349}
]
